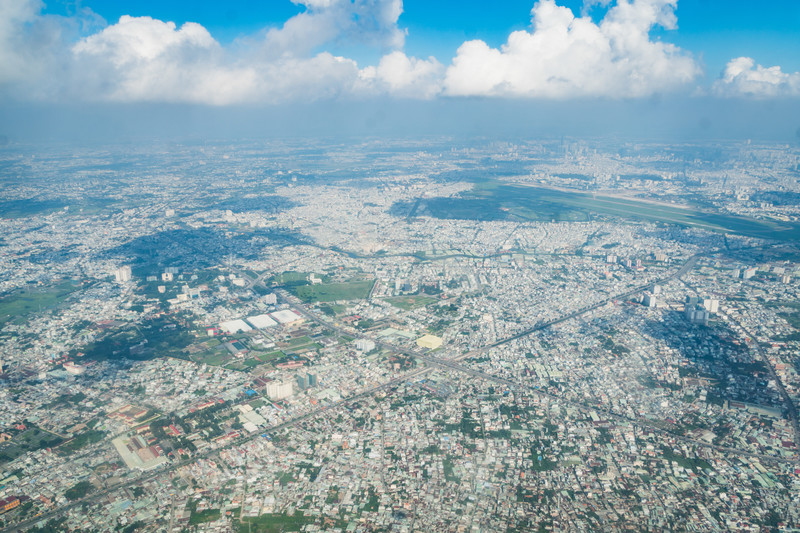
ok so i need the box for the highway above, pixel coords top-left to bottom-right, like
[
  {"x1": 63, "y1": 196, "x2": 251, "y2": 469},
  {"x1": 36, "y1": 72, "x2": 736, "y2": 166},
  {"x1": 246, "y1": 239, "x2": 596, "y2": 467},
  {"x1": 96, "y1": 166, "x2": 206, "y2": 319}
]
[
  {"x1": 283, "y1": 253, "x2": 799, "y2": 466},
  {"x1": 8, "y1": 251, "x2": 794, "y2": 531},
  {"x1": 1, "y1": 367, "x2": 432, "y2": 533}
]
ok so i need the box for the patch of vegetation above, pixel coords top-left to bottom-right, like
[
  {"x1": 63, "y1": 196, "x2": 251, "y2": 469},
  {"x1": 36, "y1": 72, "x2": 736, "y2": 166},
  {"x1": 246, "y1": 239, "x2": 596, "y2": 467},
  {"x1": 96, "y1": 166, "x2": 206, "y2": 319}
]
[
  {"x1": 290, "y1": 280, "x2": 374, "y2": 302},
  {"x1": 443, "y1": 456, "x2": 460, "y2": 483},
  {"x1": 79, "y1": 315, "x2": 194, "y2": 362},
  {"x1": 58, "y1": 430, "x2": 105, "y2": 455},
  {"x1": 189, "y1": 508, "x2": 221, "y2": 525},
  {"x1": 660, "y1": 446, "x2": 714, "y2": 471},
  {"x1": 0, "y1": 281, "x2": 79, "y2": 327},
  {"x1": 238, "y1": 511, "x2": 315, "y2": 532},
  {"x1": 64, "y1": 480, "x2": 93, "y2": 501},
  {"x1": 391, "y1": 182, "x2": 800, "y2": 242},
  {"x1": 385, "y1": 295, "x2": 438, "y2": 310},
  {"x1": 0, "y1": 427, "x2": 64, "y2": 464}
]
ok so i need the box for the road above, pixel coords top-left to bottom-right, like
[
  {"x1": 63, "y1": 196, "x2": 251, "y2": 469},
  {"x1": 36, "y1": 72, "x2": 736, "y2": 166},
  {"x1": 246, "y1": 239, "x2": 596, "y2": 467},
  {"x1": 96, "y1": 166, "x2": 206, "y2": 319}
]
[
  {"x1": 283, "y1": 253, "x2": 799, "y2": 465},
  {"x1": 474, "y1": 254, "x2": 699, "y2": 356},
  {"x1": 1, "y1": 368, "x2": 432, "y2": 533},
  {"x1": 722, "y1": 312, "x2": 800, "y2": 450},
  {"x1": 8, "y1": 251, "x2": 790, "y2": 531}
]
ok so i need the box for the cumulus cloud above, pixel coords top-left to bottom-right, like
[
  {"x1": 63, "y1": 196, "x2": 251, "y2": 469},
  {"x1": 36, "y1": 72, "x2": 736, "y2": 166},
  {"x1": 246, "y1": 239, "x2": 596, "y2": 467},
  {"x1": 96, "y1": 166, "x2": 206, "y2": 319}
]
[
  {"x1": 57, "y1": 0, "x2": 424, "y2": 104},
  {"x1": 71, "y1": 16, "x2": 261, "y2": 104},
  {"x1": 444, "y1": 0, "x2": 700, "y2": 98},
  {"x1": 66, "y1": 7, "x2": 428, "y2": 105},
  {"x1": 5, "y1": 0, "x2": 799, "y2": 105},
  {"x1": 713, "y1": 57, "x2": 800, "y2": 98},
  {"x1": 263, "y1": 0, "x2": 405, "y2": 57},
  {"x1": 0, "y1": 0, "x2": 102, "y2": 98},
  {"x1": 359, "y1": 51, "x2": 443, "y2": 98}
]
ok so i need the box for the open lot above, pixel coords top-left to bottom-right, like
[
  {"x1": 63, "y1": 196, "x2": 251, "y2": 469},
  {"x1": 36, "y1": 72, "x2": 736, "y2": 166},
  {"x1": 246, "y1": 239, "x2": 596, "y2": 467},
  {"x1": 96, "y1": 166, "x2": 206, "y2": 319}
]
[
  {"x1": 408, "y1": 182, "x2": 800, "y2": 242},
  {"x1": 290, "y1": 280, "x2": 374, "y2": 302},
  {"x1": 0, "y1": 281, "x2": 79, "y2": 327}
]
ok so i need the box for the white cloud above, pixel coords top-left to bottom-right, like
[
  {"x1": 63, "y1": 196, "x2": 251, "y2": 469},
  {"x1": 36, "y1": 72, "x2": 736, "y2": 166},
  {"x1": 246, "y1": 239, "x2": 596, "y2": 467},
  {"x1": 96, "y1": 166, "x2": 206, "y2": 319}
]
[
  {"x1": 264, "y1": 0, "x2": 405, "y2": 57},
  {"x1": 713, "y1": 57, "x2": 800, "y2": 98},
  {"x1": 68, "y1": 8, "x2": 426, "y2": 105},
  {"x1": 0, "y1": 0, "x2": 43, "y2": 84},
  {"x1": 444, "y1": 0, "x2": 700, "y2": 98},
  {"x1": 5, "y1": 0, "x2": 799, "y2": 105},
  {"x1": 64, "y1": 0, "x2": 417, "y2": 104},
  {"x1": 359, "y1": 51, "x2": 443, "y2": 98},
  {"x1": 71, "y1": 16, "x2": 262, "y2": 105}
]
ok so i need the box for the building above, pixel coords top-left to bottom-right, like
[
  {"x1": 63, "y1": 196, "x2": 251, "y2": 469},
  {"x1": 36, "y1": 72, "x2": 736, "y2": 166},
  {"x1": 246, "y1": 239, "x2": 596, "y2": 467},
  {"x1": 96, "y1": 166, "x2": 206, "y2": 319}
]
[
  {"x1": 642, "y1": 292, "x2": 656, "y2": 308},
  {"x1": 297, "y1": 374, "x2": 310, "y2": 390},
  {"x1": 416, "y1": 334, "x2": 443, "y2": 350},
  {"x1": 702, "y1": 298, "x2": 719, "y2": 313},
  {"x1": 219, "y1": 319, "x2": 252, "y2": 334},
  {"x1": 266, "y1": 381, "x2": 294, "y2": 400},
  {"x1": 63, "y1": 362, "x2": 85, "y2": 375},
  {"x1": 0, "y1": 497, "x2": 20, "y2": 514},
  {"x1": 270, "y1": 309, "x2": 304, "y2": 327},
  {"x1": 114, "y1": 266, "x2": 132, "y2": 282},
  {"x1": 355, "y1": 339, "x2": 376, "y2": 352},
  {"x1": 112, "y1": 435, "x2": 168, "y2": 471},
  {"x1": 686, "y1": 305, "x2": 709, "y2": 325},
  {"x1": 247, "y1": 314, "x2": 278, "y2": 329}
]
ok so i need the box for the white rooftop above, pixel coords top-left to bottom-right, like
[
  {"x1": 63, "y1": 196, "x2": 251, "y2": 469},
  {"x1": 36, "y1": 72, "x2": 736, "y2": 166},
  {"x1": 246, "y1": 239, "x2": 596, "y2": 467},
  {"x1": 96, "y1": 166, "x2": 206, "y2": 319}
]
[
  {"x1": 247, "y1": 314, "x2": 278, "y2": 329},
  {"x1": 219, "y1": 319, "x2": 252, "y2": 334},
  {"x1": 270, "y1": 309, "x2": 303, "y2": 324}
]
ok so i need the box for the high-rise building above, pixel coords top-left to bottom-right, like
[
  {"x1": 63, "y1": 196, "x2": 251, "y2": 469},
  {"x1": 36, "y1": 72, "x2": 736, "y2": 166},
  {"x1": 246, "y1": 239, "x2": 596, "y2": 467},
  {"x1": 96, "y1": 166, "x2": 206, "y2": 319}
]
[
  {"x1": 686, "y1": 305, "x2": 709, "y2": 325},
  {"x1": 642, "y1": 293, "x2": 656, "y2": 308},
  {"x1": 307, "y1": 372, "x2": 318, "y2": 387},
  {"x1": 296, "y1": 374, "x2": 310, "y2": 390},
  {"x1": 266, "y1": 381, "x2": 293, "y2": 400},
  {"x1": 114, "y1": 266, "x2": 132, "y2": 282},
  {"x1": 702, "y1": 298, "x2": 719, "y2": 313},
  {"x1": 355, "y1": 339, "x2": 376, "y2": 352}
]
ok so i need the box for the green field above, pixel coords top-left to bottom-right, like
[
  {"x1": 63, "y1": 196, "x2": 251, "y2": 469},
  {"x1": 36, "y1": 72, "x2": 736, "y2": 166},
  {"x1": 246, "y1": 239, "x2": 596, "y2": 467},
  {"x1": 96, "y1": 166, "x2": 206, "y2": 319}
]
[
  {"x1": 385, "y1": 295, "x2": 439, "y2": 310},
  {"x1": 58, "y1": 430, "x2": 105, "y2": 455},
  {"x1": 0, "y1": 427, "x2": 64, "y2": 464},
  {"x1": 290, "y1": 280, "x2": 374, "y2": 302},
  {"x1": 411, "y1": 182, "x2": 800, "y2": 242},
  {"x1": 238, "y1": 512, "x2": 315, "y2": 533},
  {"x1": 194, "y1": 351, "x2": 231, "y2": 367},
  {"x1": 268, "y1": 271, "x2": 312, "y2": 285},
  {"x1": 282, "y1": 337, "x2": 320, "y2": 355},
  {"x1": 0, "y1": 281, "x2": 79, "y2": 327},
  {"x1": 189, "y1": 509, "x2": 221, "y2": 525}
]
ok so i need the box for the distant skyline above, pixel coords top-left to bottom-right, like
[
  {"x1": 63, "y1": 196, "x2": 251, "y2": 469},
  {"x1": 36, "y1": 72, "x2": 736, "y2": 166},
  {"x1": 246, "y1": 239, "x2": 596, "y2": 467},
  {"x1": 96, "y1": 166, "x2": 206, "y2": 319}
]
[{"x1": 2, "y1": 0, "x2": 797, "y2": 105}]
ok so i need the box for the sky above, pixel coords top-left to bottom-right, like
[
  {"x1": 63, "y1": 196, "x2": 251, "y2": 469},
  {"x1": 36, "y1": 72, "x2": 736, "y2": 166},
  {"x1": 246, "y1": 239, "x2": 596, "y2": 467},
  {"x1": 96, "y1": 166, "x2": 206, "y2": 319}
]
[{"x1": 2, "y1": 0, "x2": 800, "y2": 141}]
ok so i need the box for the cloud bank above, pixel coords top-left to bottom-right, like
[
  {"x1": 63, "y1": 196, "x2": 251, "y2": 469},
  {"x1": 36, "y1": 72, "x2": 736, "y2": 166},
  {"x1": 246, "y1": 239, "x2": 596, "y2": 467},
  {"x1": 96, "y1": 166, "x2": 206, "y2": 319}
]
[
  {"x1": 444, "y1": 0, "x2": 699, "y2": 98},
  {"x1": 713, "y1": 57, "x2": 800, "y2": 98},
  {"x1": 0, "y1": 0, "x2": 797, "y2": 105}
]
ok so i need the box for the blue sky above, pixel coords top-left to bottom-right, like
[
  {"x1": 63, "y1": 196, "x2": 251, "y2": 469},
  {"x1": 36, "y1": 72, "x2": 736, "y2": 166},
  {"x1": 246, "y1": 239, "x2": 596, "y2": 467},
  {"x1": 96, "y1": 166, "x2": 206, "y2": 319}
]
[
  {"x1": 42, "y1": 0, "x2": 800, "y2": 76},
  {"x1": 0, "y1": 0, "x2": 797, "y2": 108},
  {"x1": 2, "y1": 0, "x2": 799, "y2": 141}
]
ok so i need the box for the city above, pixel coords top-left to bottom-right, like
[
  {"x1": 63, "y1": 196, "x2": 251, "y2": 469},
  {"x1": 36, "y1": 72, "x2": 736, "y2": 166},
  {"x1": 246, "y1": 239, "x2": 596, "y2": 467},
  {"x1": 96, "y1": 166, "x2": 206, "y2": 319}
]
[{"x1": 0, "y1": 137, "x2": 798, "y2": 531}]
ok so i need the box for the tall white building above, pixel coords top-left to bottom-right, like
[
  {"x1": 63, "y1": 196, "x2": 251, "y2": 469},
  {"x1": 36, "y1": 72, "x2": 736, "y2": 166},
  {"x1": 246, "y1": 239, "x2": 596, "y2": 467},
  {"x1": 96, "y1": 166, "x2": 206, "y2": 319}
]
[
  {"x1": 702, "y1": 298, "x2": 719, "y2": 313},
  {"x1": 266, "y1": 381, "x2": 294, "y2": 400},
  {"x1": 114, "y1": 266, "x2": 132, "y2": 282},
  {"x1": 355, "y1": 339, "x2": 376, "y2": 352}
]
